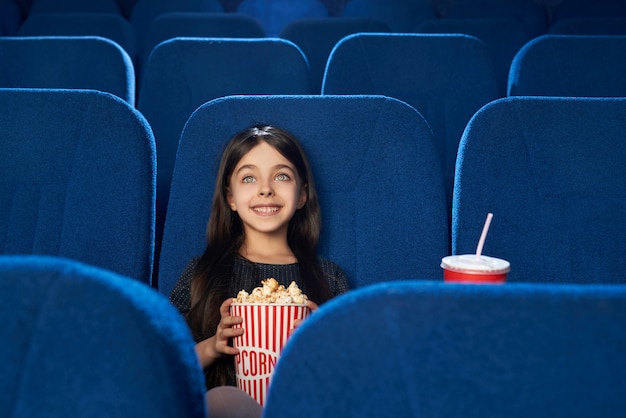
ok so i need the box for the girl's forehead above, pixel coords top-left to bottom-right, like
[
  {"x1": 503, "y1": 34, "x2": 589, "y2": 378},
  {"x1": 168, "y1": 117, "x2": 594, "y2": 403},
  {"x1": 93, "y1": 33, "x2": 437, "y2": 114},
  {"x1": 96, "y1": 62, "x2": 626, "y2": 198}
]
[{"x1": 235, "y1": 141, "x2": 294, "y2": 169}]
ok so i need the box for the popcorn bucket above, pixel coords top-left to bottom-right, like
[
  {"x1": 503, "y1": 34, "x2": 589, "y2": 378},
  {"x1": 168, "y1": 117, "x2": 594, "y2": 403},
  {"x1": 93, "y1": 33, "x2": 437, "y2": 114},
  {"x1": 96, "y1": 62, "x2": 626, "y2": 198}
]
[{"x1": 230, "y1": 303, "x2": 309, "y2": 406}]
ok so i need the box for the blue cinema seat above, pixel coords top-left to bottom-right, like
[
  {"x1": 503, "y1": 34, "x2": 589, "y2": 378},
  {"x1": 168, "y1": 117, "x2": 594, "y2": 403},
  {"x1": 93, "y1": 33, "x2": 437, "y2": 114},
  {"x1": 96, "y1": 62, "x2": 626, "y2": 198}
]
[
  {"x1": 237, "y1": 0, "x2": 329, "y2": 36},
  {"x1": 0, "y1": 255, "x2": 206, "y2": 418},
  {"x1": 137, "y1": 37, "x2": 313, "y2": 275},
  {"x1": 548, "y1": 17, "x2": 626, "y2": 35},
  {"x1": 0, "y1": 0, "x2": 21, "y2": 36},
  {"x1": 0, "y1": 36, "x2": 135, "y2": 105},
  {"x1": 17, "y1": 13, "x2": 138, "y2": 67},
  {"x1": 322, "y1": 32, "x2": 499, "y2": 212},
  {"x1": 552, "y1": 0, "x2": 626, "y2": 21},
  {"x1": 437, "y1": 0, "x2": 548, "y2": 37},
  {"x1": 415, "y1": 17, "x2": 531, "y2": 97},
  {"x1": 28, "y1": 0, "x2": 122, "y2": 14},
  {"x1": 0, "y1": 89, "x2": 156, "y2": 284},
  {"x1": 452, "y1": 97, "x2": 625, "y2": 283},
  {"x1": 264, "y1": 280, "x2": 626, "y2": 418},
  {"x1": 508, "y1": 35, "x2": 626, "y2": 97},
  {"x1": 280, "y1": 16, "x2": 391, "y2": 93},
  {"x1": 339, "y1": 0, "x2": 436, "y2": 32},
  {"x1": 129, "y1": 0, "x2": 224, "y2": 59},
  {"x1": 158, "y1": 95, "x2": 448, "y2": 296},
  {"x1": 140, "y1": 12, "x2": 266, "y2": 72}
]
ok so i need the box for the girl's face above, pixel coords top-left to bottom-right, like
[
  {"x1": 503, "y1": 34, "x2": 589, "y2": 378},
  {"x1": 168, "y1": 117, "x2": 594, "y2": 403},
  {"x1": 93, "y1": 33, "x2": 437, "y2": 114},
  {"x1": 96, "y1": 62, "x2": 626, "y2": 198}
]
[{"x1": 227, "y1": 141, "x2": 307, "y2": 238}]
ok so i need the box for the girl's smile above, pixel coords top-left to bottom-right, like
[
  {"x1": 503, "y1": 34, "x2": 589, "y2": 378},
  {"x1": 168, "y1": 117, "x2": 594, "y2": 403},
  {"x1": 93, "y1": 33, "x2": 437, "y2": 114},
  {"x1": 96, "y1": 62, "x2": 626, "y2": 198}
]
[{"x1": 251, "y1": 204, "x2": 282, "y2": 215}]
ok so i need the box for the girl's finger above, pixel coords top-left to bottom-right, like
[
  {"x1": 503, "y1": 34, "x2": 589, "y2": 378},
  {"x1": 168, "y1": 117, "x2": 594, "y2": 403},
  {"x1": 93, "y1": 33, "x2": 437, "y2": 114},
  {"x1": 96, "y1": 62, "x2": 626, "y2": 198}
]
[
  {"x1": 220, "y1": 297, "x2": 234, "y2": 316},
  {"x1": 307, "y1": 300, "x2": 319, "y2": 312}
]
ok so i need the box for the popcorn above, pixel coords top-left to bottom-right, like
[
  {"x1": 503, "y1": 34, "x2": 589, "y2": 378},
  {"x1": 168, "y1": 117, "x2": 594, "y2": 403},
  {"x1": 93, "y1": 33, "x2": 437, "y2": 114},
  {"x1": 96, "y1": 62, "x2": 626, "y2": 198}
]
[{"x1": 234, "y1": 278, "x2": 308, "y2": 304}]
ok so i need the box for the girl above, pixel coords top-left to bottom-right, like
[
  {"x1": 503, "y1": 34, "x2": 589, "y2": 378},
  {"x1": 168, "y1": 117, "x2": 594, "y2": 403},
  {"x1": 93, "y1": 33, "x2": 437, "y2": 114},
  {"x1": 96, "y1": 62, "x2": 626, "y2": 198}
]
[{"x1": 169, "y1": 124, "x2": 349, "y2": 414}]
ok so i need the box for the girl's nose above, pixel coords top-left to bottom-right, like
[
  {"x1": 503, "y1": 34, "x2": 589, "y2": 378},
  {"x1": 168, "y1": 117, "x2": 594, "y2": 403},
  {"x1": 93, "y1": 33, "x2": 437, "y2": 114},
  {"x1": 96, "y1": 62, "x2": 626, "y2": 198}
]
[{"x1": 258, "y1": 184, "x2": 273, "y2": 197}]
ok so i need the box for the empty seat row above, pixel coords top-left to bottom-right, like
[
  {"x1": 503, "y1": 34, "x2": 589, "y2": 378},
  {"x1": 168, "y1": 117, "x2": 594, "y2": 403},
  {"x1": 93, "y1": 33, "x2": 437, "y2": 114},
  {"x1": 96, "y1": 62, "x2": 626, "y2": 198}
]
[
  {"x1": 6, "y1": 11, "x2": 625, "y2": 97},
  {"x1": 5, "y1": 0, "x2": 626, "y2": 39},
  {"x1": 1, "y1": 89, "x2": 623, "y2": 292},
  {"x1": 2, "y1": 33, "x2": 623, "y2": 255}
]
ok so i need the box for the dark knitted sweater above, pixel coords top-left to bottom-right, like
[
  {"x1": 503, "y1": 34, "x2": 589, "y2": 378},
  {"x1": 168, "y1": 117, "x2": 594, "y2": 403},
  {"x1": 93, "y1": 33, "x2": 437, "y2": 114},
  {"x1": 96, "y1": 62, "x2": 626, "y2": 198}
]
[
  {"x1": 169, "y1": 255, "x2": 350, "y2": 388},
  {"x1": 170, "y1": 255, "x2": 349, "y2": 315}
]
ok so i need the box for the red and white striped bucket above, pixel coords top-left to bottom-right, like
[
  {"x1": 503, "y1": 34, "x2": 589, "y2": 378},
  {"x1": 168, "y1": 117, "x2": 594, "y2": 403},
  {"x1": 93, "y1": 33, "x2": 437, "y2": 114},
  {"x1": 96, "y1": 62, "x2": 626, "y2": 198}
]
[{"x1": 230, "y1": 303, "x2": 309, "y2": 406}]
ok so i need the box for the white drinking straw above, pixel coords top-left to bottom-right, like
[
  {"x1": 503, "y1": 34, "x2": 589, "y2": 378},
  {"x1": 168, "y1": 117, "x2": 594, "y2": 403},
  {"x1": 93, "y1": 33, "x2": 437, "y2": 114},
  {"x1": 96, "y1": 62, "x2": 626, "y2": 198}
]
[{"x1": 475, "y1": 212, "x2": 493, "y2": 257}]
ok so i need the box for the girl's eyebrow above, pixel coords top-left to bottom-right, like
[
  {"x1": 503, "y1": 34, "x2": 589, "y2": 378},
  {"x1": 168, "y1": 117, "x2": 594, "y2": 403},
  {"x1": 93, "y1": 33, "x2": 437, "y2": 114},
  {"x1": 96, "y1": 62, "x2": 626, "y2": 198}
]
[
  {"x1": 235, "y1": 164, "x2": 256, "y2": 175},
  {"x1": 235, "y1": 163, "x2": 295, "y2": 175},
  {"x1": 273, "y1": 164, "x2": 296, "y2": 173}
]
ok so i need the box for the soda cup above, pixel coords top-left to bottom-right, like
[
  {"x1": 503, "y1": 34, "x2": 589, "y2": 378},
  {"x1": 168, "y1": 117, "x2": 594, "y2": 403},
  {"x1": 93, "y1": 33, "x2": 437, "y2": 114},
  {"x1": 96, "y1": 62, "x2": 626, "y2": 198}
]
[
  {"x1": 441, "y1": 254, "x2": 510, "y2": 284},
  {"x1": 230, "y1": 303, "x2": 309, "y2": 406}
]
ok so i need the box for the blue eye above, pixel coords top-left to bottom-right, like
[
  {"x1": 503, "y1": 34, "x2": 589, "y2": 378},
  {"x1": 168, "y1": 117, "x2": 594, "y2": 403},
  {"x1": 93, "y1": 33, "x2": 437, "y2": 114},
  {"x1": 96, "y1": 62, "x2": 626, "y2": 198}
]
[
  {"x1": 242, "y1": 176, "x2": 255, "y2": 183},
  {"x1": 275, "y1": 173, "x2": 290, "y2": 181}
]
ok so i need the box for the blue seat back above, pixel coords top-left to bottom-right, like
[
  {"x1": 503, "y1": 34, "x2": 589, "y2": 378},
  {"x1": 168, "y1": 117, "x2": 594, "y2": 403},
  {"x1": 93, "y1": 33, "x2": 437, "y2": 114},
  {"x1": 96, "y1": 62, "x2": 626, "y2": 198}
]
[
  {"x1": 158, "y1": 95, "x2": 448, "y2": 295},
  {"x1": 340, "y1": 0, "x2": 436, "y2": 32},
  {"x1": 548, "y1": 17, "x2": 626, "y2": 35},
  {"x1": 0, "y1": 255, "x2": 206, "y2": 418},
  {"x1": 437, "y1": 0, "x2": 548, "y2": 37},
  {"x1": 18, "y1": 13, "x2": 138, "y2": 66},
  {"x1": 0, "y1": 0, "x2": 21, "y2": 35},
  {"x1": 141, "y1": 12, "x2": 266, "y2": 71},
  {"x1": 280, "y1": 16, "x2": 390, "y2": 93},
  {"x1": 452, "y1": 97, "x2": 625, "y2": 283},
  {"x1": 265, "y1": 280, "x2": 626, "y2": 417},
  {"x1": 553, "y1": 0, "x2": 626, "y2": 20},
  {"x1": 28, "y1": 0, "x2": 122, "y2": 15},
  {"x1": 237, "y1": 0, "x2": 329, "y2": 36},
  {"x1": 416, "y1": 17, "x2": 531, "y2": 97},
  {"x1": 130, "y1": 0, "x2": 224, "y2": 57},
  {"x1": 137, "y1": 37, "x2": 312, "y2": 269},
  {"x1": 0, "y1": 89, "x2": 155, "y2": 284},
  {"x1": 322, "y1": 33, "x2": 499, "y2": 210},
  {"x1": 0, "y1": 36, "x2": 135, "y2": 105},
  {"x1": 508, "y1": 35, "x2": 626, "y2": 97}
]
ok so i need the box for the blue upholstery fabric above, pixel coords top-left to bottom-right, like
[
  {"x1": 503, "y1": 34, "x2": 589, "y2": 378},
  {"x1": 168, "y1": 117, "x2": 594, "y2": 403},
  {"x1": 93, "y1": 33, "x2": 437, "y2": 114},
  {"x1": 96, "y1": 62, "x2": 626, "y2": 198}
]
[
  {"x1": 28, "y1": 0, "x2": 122, "y2": 14},
  {"x1": 322, "y1": 33, "x2": 499, "y2": 210},
  {"x1": 553, "y1": 0, "x2": 626, "y2": 20},
  {"x1": 416, "y1": 17, "x2": 531, "y2": 97},
  {"x1": 548, "y1": 17, "x2": 626, "y2": 35},
  {"x1": 280, "y1": 17, "x2": 390, "y2": 93},
  {"x1": 137, "y1": 37, "x2": 312, "y2": 270},
  {"x1": 340, "y1": 0, "x2": 436, "y2": 32},
  {"x1": 0, "y1": 36, "x2": 135, "y2": 105},
  {"x1": 452, "y1": 97, "x2": 625, "y2": 283},
  {"x1": 130, "y1": 0, "x2": 224, "y2": 57},
  {"x1": 17, "y1": 13, "x2": 138, "y2": 67},
  {"x1": 264, "y1": 280, "x2": 626, "y2": 418},
  {"x1": 508, "y1": 35, "x2": 626, "y2": 97},
  {"x1": 0, "y1": 0, "x2": 21, "y2": 36},
  {"x1": 0, "y1": 255, "x2": 206, "y2": 418},
  {"x1": 158, "y1": 95, "x2": 448, "y2": 295},
  {"x1": 437, "y1": 0, "x2": 548, "y2": 37},
  {"x1": 0, "y1": 89, "x2": 156, "y2": 284},
  {"x1": 237, "y1": 0, "x2": 329, "y2": 36},
  {"x1": 141, "y1": 12, "x2": 266, "y2": 71}
]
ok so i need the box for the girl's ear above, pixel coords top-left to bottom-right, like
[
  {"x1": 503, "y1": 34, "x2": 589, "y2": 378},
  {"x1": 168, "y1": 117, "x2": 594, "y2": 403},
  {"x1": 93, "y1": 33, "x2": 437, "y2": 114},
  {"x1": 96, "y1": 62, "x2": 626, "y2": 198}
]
[
  {"x1": 226, "y1": 188, "x2": 237, "y2": 211},
  {"x1": 297, "y1": 184, "x2": 308, "y2": 209}
]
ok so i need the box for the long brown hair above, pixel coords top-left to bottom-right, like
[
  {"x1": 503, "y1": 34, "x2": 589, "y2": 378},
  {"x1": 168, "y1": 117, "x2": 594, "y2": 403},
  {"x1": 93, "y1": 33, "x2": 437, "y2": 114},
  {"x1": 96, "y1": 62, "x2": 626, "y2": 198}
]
[{"x1": 186, "y1": 124, "x2": 332, "y2": 387}]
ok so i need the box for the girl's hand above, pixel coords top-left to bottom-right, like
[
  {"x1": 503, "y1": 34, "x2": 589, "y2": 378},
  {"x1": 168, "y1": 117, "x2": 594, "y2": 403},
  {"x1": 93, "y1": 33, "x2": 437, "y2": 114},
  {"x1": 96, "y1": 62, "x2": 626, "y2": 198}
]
[
  {"x1": 290, "y1": 299, "x2": 319, "y2": 335},
  {"x1": 195, "y1": 298, "x2": 244, "y2": 368}
]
